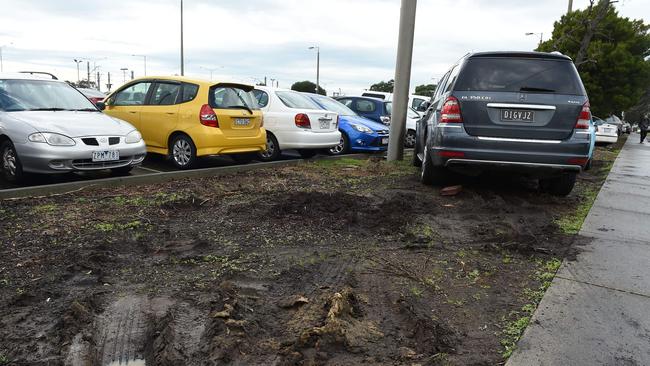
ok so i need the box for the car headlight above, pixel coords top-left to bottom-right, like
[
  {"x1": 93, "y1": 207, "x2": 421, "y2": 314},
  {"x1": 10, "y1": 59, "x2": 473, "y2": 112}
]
[
  {"x1": 380, "y1": 116, "x2": 391, "y2": 125},
  {"x1": 350, "y1": 123, "x2": 373, "y2": 134},
  {"x1": 28, "y1": 132, "x2": 76, "y2": 146},
  {"x1": 125, "y1": 130, "x2": 142, "y2": 144}
]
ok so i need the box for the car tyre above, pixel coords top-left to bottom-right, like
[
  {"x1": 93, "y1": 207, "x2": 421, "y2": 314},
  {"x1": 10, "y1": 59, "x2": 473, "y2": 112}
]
[
  {"x1": 420, "y1": 144, "x2": 449, "y2": 186},
  {"x1": 170, "y1": 134, "x2": 197, "y2": 170},
  {"x1": 412, "y1": 131, "x2": 422, "y2": 167},
  {"x1": 1, "y1": 140, "x2": 24, "y2": 183},
  {"x1": 111, "y1": 166, "x2": 133, "y2": 176},
  {"x1": 540, "y1": 172, "x2": 577, "y2": 196},
  {"x1": 328, "y1": 134, "x2": 349, "y2": 155},
  {"x1": 257, "y1": 133, "x2": 280, "y2": 162},
  {"x1": 404, "y1": 129, "x2": 416, "y2": 148},
  {"x1": 298, "y1": 149, "x2": 318, "y2": 159}
]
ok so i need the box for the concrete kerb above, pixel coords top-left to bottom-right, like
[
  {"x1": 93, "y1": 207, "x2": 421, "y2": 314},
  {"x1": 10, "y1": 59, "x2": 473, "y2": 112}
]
[{"x1": 0, "y1": 153, "x2": 374, "y2": 200}]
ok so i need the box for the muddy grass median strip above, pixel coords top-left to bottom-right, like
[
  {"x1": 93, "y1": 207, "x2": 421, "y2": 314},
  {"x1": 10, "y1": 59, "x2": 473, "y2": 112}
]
[{"x1": 0, "y1": 153, "x2": 374, "y2": 200}]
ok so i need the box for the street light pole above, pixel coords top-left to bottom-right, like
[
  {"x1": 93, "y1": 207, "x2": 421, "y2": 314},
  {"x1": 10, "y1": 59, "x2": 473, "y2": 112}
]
[
  {"x1": 120, "y1": 68, "x2": 129, "y2": 84},
  {"x1": 180, "y1": 0, "x2": 185, "y2": 76},
  {"x1": 525, "y1": 32, "x2": 544, "y2": 48},
  {"x1": 309, "y1": 46, "x2": 320, "y2": 94},
  {"x1": 387, "y1": 0, "x2": 417, "y2": 161},
  {"x1": 132, "y1": 54, "x2": 147, "y2": 76},
  {"x1": 73, "y1": 59, "x2": 83, "y2": 82}
]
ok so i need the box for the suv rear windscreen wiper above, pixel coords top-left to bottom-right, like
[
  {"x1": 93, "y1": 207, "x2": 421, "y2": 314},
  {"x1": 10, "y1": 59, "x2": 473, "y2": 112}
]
[
  {"x1": 26, "y1": 108, "x2": 70, "y2": 111},
  {"x1": 226, "y1": 105, "x2": 253, "y2": 115},
  {"x1": 519, "y1": 86, "x2": 556, "y2": 93}
]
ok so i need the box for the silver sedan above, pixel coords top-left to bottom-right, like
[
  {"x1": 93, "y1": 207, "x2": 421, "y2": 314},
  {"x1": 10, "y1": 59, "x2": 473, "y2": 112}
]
[{"x1": 0, "y1": 74, "x2": 146, "y2": 183}]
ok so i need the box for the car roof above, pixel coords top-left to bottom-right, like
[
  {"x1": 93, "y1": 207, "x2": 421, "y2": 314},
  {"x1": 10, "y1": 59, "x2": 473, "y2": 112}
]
[
  {"x1": 254, "y1": 85, "x2": 296, "y2": 93},
  {"x1": 0, "y1": 72, "x2": 65, "y2": 82},
  {"x1": 468, "y1": 51, "x2": 572, "y2": 61},
  {"x1": 338, "y1": 95, "x2": 387, "y2": 103},
  {"x1": 129, "y1": 76, "x2": 255, "y2": 89}
]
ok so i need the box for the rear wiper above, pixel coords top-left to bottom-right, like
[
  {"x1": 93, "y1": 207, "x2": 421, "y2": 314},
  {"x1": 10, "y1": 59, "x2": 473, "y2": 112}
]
[
  {"x1": 520, "y1": 86, "x2": 555, "y2": 93},
  {"x1": 226, "y1": 105, "x2": 253, "y2": 115},
  {"x1": 26, "y1": 108, "x2": 70, "y2": 111},
  {"x1": 71, "y1": 108, "x2": 99, "y2": 112}
]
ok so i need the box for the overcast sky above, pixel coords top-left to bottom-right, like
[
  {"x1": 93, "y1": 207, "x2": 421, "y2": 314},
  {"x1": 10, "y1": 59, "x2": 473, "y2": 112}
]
[{"x1": 0, "y1": 0, "x2": 647, "y2": 95}]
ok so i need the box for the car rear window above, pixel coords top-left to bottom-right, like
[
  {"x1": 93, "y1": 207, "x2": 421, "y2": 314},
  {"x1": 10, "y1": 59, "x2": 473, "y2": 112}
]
[
  {"x1": 210, "y1": 85, "x2": 259, "y2": 110},
  {"x1": 454, "y1": 57, "x2": 586, "y2": 95},
  {"x1": 276, "y1": 91, "x2": 320, "y2": 109}
]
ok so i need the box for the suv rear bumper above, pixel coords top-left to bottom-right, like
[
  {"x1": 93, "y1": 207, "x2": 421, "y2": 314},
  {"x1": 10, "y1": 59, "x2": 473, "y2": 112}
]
[{"x1": 429, "y1": 124, "x2": 590, "y2": 175}]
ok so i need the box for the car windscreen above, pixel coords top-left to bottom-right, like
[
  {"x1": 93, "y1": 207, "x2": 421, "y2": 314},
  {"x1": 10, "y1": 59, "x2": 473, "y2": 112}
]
[
  {"x1": 454, "y1": 57, "x2": 586, "y2": 95},
  {"x1": 311, "y1": 95, "x2": 357, "y2": 116},
  {"x1": 0, "y1": 79, "x2": 97, "y2": 112},
  {"x1": 385, "y1": 102, "x2": 392, "y2": 115},
  {"x1": 276, "y1": 91, "x2": 320, "y2": 109},
  {"x1": 210, "y1": 86, "x2": 260, "y2": 111}
]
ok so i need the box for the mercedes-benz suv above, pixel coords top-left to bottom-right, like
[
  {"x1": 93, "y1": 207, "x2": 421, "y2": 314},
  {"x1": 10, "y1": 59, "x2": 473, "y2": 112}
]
[{"x1": 413, "y1": 51, "x2": 592, "y2": 196}]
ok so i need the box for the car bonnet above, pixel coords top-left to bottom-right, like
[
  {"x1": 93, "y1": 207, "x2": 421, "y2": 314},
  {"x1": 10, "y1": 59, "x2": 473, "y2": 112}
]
[{"x1": 9, "y1": 111, "x2": 135, "y2": 137}]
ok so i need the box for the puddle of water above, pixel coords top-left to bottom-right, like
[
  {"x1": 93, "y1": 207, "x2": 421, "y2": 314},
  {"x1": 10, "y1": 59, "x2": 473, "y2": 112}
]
[{"x1": 106, "y1": 359, "x2": 146, "y2": 366}]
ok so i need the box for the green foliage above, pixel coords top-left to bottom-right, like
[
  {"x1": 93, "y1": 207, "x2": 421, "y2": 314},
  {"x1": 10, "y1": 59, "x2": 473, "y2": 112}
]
[
  {"x1": 415, "y1": 84, "x2": 437, "y2": 96},
  {"x1": 291, "y1": 80, "x2": 326, "y2": 95},
  {"x1": 369, "y1": 79, "x2": 394, "y2": 93},
  {"x1": 538, "y1": 5, "x2": 650, "y2": 116}
]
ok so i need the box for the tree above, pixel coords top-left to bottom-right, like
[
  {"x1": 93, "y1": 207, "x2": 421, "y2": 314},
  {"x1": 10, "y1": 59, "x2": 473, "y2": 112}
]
[
  {"x1": 370, "y1": 80, "x2": 394, "y2": 93},
  {"x1": 538, "y1": 2, "x2": 650, "y2": 116},
  {"x1": 415, "y1": 84, "x2": 437, "y2": 96},
  {"x1": 291, "y1": 81, "x2": 326, "y2": 95}
]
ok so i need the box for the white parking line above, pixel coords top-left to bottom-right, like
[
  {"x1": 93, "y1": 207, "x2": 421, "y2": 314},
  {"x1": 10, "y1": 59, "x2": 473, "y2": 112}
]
[{"x1": 136, "y1": 166, "x2": 163, "y2": 173}]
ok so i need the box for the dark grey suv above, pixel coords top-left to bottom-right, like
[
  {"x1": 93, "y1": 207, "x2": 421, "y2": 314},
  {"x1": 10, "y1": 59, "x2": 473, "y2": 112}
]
[{"x1": 413, "y1": 52, "x2": 592, "y2": 196}]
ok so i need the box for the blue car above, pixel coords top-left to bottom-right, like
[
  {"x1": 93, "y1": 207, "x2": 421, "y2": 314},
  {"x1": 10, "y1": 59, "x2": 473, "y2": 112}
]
[
  {"x1": 334, "y1": 95, "x2": 391, "y2": 125},
  {"x1": 305, "y1": 93, "x2": 390, "y2": 155}
]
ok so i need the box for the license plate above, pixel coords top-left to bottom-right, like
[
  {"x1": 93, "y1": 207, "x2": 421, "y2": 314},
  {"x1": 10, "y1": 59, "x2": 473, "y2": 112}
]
[
  {"x1": 381, "y1": 137, "x2": 389, "y2": 145},
  {"x1": 604, "y1": 128, "x2": 613, "y2": 133},
  {"x1": 92, "y1": 150, "x2": 119, "y2": 162},
  {"x1": 319, "y1": 120, "x2": 331, "y2": 129},
  {"x1": 500, "y1": 109, "x2": 535, "y2": 122},
  {"x1": 234, "y1": 118, "x2": 250, "y2": 126}
]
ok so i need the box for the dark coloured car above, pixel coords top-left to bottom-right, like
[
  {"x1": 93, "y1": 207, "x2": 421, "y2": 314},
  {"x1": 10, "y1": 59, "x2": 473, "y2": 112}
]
[{"x1": 413, "y1": 51, "x2": 592, "y2": 196}]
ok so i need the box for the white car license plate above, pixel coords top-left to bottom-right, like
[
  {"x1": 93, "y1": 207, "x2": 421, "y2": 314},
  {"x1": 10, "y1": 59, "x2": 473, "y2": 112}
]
[
  {"x1": 234, "y1": 118, "x2": 250, "y2": 126},
  {"x1": 92, "y1": 150, "x2": 119, "y2": 162},
  {"x1": 381, "y1": 137, "x2": 389, "y2": 145},
  {"x1": 604, "y1": 128, "x2": 613, "y2": 133},
  {"x1": 319, "y1": 120, "x2": 330, "y2": 129}
]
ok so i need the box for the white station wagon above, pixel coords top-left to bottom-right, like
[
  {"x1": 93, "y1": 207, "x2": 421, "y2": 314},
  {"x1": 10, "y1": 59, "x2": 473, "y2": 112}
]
[{"x1": 252, "y1": 86, "x2": 340, "y2": 161}]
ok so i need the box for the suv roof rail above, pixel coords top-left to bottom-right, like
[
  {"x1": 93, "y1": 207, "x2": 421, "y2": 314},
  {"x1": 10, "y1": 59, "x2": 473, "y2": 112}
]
[{"x1": 18, "y1": 71, "x2": 58, "y2": 80}]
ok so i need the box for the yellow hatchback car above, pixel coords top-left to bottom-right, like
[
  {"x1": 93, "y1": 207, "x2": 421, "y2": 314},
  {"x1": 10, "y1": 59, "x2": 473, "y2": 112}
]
[{"x1": 100, "y1": 76, "x2": 266, "y2": 169}]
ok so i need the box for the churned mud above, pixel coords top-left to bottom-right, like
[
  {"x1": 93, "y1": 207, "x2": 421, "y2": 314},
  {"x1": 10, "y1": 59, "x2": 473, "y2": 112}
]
[{"x1": 0, "y1": 141, "x2": 623, "y2": 365}]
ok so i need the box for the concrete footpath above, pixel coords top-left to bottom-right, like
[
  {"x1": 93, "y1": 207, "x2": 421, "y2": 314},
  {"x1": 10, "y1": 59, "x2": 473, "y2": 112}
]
[{"x1": 508, "y1": 135, "x2": 650, "y2": 366}]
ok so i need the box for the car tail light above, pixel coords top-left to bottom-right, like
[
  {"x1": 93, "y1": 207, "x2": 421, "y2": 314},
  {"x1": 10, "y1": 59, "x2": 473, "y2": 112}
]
[
  {"x1": 295, "y1": 113, "x2": 311, "y2": 129},
  {"x1": 200, "y1": 104, "x2": 219, "y2": 128},
  {"x1": 568, "y1": 157, "x2": 589, "y2": 165},
  {"x1": 440, "y1": 96, "x2": 463, "y2": 123},
  {"x1": 437, "y1": 150, "x2": 465, "y2": 158},
  {"x1": 575, "y1": 101, "x2": 591, "y2": 130}
]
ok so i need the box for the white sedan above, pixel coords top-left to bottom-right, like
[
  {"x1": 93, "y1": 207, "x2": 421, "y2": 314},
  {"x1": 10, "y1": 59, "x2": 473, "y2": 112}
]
[
  {"x1": 252, "y1": 86, "x2": 340, "y2": 161},
  {"x1": 593, "y1": 116, "x2": 618, "y2": 144}
]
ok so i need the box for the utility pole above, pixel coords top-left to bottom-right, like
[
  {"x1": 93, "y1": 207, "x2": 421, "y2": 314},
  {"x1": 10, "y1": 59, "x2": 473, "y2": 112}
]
[
  {"x1": 97, "y1": 72, "x2": 101, "y2": 92},
  {"x1": 131, "y1": 70, "x2": 135, "y2": 80},
  {"x1": 120, "y1": 68, "x2": 128, "y2": 83},
  {"x1": 387, "y1": 0, "x2": 417, "y2": 161},
  {"x1": 73, "y1": 59, "x2": 83, "y2": 82},
  {"x1": 568, "y1": 0, "x2": 573, "y2": 12},
  {"x1": 86, "y1": 61, "x2": 91, "y2": 86},
  {"x1": 309, "y1": 46, "x2": 320, "y2": 94},
  {"x1": 106, "y1": 72, "x2": 112, "y2": 92},
  {"x1": 180, "y1": 0, "x2": 185, "y2": 76}
]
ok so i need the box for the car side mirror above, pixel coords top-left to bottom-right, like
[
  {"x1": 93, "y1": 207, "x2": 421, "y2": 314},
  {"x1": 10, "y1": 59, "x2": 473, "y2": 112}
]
[
  {"x1": 96, "y1": 101, "x2": 106, "y2": 111},
  {"x1": 418, "y1": 101, "x2": 430, "y2": 112}
]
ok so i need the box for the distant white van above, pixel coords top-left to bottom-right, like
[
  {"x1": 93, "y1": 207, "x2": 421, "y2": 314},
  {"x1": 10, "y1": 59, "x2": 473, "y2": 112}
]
[{"x1": 361, "y1": 91, "x2": 431, "y2": 112}]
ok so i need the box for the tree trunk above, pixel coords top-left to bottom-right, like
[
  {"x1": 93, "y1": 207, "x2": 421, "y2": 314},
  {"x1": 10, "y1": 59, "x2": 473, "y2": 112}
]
[{"x1": 574, "y1": 0, "x2": 614, "y2": 67}]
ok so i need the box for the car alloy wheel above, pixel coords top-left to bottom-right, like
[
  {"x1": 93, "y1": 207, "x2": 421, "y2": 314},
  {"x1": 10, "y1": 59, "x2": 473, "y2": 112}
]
[
  {"x1": 2, "y1": 145, "x2": 17, "y2": 178},
  {"x1": 259, "y1": 136, "x2": 276, "y2": 159},
  {"x1": 404, "y1": 130, "x2": 416, "y2": 148},
  {"x1": 173, "y1": 139, "x2": 192, "y2": 167},
  {"x1": 329, "y1": 137, "x2": 345, "y2": 155}
]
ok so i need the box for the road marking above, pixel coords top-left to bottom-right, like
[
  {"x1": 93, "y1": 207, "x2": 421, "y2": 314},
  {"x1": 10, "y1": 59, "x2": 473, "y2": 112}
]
[{"x1": 136, "y1": 166, "x2": 163, "y2": 173}]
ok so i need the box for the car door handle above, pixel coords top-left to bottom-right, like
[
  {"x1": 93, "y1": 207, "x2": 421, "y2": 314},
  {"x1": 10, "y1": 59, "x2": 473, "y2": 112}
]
[
  {"x1": 166, "y1": 112, "x2": 176, "y2": 115},
  {"x1": 129, "y1": 111, "x2": 137, "y2": 114}
]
